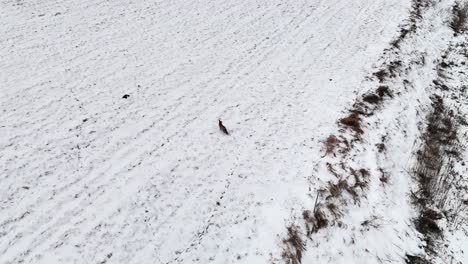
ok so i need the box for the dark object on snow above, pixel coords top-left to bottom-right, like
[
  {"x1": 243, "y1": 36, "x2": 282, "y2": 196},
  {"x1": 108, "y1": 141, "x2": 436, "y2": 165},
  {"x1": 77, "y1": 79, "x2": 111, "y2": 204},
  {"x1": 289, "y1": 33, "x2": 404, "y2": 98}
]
[
  {"x1": 122, "y1": 94, "x2": 130, "y2": 99},
  {"x1": 405, "y1": 254, "x2": 429, "y2": 264},
  {"x1": 218, "y1": 120, "x2": 229, "y2": 135}
]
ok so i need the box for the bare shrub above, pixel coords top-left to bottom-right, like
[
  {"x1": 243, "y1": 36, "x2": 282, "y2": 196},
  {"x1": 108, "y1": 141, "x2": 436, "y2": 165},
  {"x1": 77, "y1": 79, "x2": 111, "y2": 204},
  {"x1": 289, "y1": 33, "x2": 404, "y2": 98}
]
[
  {"x1": 405, "y1": 254, "x2": 431, "y2": 264},
  {"x1": 451, "y1": 2, "x2": 468, "y2": 33},
  {"x1": 350, "y1": 168, "x2": 370, "y2": 190},
  {"x1": 376, "y1": 85, "x2": 393, "y2": 98},
  {"x1": 326, "y1": 163, "x2": 341, "y2": 178},
  {"x1": 326, "y1": 203, "x2": 342, "y2": 219},
  {"x1": 326, "y1": 179, "x2": 359, "y2": 202},
  {"x1": 339, "y1": 113, "x2": 363, "y2": 135},
  {"x1": 376, "y1": 143, "x2": 386, "y2": 153},
  {"x1": 373, "y1": 69, "x2": 388, "y2": 82},
  {"x1": 303, "y1": 209, "x2": 328, "y2": 236},
  {"x1": 327, "y1": 179, "x2": 348, "y2": 198},
  {"x1": 362, "y1": 85, "x2": 393, "y2": 106},
  {"x1": 362, "y1": 94, "x2": 381, "y2": 104},
  {"x1": 414, "y1": 95, "x2": 459, "y2": 206},
  {"x1": 390, "y1": 0, "x2": 429, "y2": 49},
  {"x1": 324, "y1": 135, "x2": 339, "y2": 155},
  {"x1": 379, "y1": 175, "x2": 389, "y2": 184},
  {"x1": 379, "y1": 168, "x2": 389, "y2": 184},
  {"x1": 361, "y1": 215, "x2": 382, "y2": 231},
  {"x1": 411, "y1": 92, "x2": 466, "y2": 256},
  {"x1": 282, "y1": 226, "x2": 305, "y2": 264}
]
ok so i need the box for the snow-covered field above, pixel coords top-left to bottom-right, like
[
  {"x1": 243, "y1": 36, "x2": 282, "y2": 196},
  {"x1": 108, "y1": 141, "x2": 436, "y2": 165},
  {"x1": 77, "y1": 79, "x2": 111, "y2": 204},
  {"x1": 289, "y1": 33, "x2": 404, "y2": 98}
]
[{"x1": 0, "y1": 0, "x2": 466, "y2": 263}]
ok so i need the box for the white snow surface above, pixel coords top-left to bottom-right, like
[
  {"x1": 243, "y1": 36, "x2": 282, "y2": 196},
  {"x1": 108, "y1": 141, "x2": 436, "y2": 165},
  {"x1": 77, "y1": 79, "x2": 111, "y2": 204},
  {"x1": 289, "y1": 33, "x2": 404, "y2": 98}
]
[{"x1": 2, "y1": 0, "x2": 462, "y2": 263}]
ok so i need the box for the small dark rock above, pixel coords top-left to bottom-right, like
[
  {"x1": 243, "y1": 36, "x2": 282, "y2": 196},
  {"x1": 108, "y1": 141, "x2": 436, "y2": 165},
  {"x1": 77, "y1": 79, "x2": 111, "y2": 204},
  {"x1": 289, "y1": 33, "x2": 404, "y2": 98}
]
[{"x1": 122, "y1": 94, "x2": 130, "y2": 99}]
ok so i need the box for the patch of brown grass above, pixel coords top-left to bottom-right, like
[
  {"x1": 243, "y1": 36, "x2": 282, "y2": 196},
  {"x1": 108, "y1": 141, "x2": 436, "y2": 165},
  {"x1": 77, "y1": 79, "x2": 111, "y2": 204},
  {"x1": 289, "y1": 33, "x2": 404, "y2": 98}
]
[
  {"x1": 362, "y1": 94, "x2": 381, "y2": 104},
  {"x1": 376, "y1": 86, "x2": 393, "y2": 98},
  {"x1": 339, "y1": 113, "x2": 363, "y2": 135},
  {"x1": 324, "y1": 135, "x2": 339, "y2": 155},
  {"x1": 373, "y1": 69, "x2": 388, "y2": 82},
  {"x1": 326, "y1": 163, "x2": 341, "y2": 178},
  {"x1": 303, "y1": 209, "x2": 328, "y2": 236},
  {"x1": 282, "y1": 226, "x2": 305, "y2": 264},
  {"x1": 451, "y1": 3, "x2": 468, "y2": 33}
]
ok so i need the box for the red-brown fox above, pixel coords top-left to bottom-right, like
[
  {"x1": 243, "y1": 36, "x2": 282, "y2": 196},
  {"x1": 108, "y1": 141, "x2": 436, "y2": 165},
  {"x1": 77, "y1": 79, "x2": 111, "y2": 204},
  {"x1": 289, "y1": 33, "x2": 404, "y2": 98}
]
[{"x1": 218, "y1": 120, "x2": 229, "y2": 135}]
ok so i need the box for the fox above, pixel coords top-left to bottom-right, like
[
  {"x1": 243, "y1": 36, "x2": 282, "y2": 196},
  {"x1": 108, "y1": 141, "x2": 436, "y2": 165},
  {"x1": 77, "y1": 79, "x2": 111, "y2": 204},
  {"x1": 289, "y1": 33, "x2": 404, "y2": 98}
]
[{"x1": 218, "y1": 120, "x2": 229, "y2": 135}]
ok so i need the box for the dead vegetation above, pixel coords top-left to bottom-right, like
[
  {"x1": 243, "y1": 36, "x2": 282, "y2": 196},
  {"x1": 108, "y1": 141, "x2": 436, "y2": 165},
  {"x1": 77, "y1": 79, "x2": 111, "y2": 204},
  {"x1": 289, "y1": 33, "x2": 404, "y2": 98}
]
[
  {"x1": 411, "y1": 52, "x2": 468, "y2": 259},
  {"x1": 373, "y1": 69, "x2": 388, "y2": 83},
  {"x1": 282, "y1": 226, "x2": 305, "y2": 264},
  {"x1": 327, "y1": 179, "x2": 353, "y2": 199},
  {"x1": 362, "y1": 86, "x2": 393, "y2": 105},
  {"x1": 324, "y1": 135, "x2": 351, "y2": 157},
  {"x1": 280, "y1": 1, "x2": 437, "y2": 261},
  {"x1": 323, "y1": 165, "x2": 370, "y2": 205},
  {"x1": 376, "y1": 0, "x2": 431, "y2": 91},
  {"x1": 339, "y1": 113, "x2": 363, "y2": 135},
  {"x1": 376, "y1": 143, "x2": 386, "y2": 153},
  {"x1": 379, "y1": 169, "x2": 389, "y2": 184},
  {"x1": 414, "y1": 97, "x2": 460, "y2": 202},
  {"x1": 451, "y1": 2, "x2": 468, "y2": 34},
  {"x1": 412, "y1": 95, "x2": 453, "y2": 253},
  {"x1": 405, "y1": 254, "x2": 431, "y2": 264},
  {"x1": 362, "y1": 94, "x2": 381, "y2": 104},
  {"x1": 303, "y1": 209, "x2": 328, "y2": 236},
  {"x1": 351, "y1": 168, "x2": 370, "y2": 190},
  {"x1": 326, "y1": 203, "x2": 342, "y2": 218},
  {"x1": 324, "y1": 135, "x2": 339, "y2": 155},
  {"x1": 390, "y1": 0, "x2": 429, "y2": 49},
  {"x1": 376, "y1": 86, "x2": 392, "y2": 98},
  {"x1": 360, "y1": 215, "x2": 382, "y2": 232}
]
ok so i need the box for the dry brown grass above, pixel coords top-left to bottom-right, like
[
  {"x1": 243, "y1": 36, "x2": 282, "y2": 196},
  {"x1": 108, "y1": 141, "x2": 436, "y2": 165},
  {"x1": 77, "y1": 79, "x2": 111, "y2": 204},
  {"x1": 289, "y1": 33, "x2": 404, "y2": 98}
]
[
  {"x1": 326, "y1": 163, "x2": 341, "y2": 178},
  {"x1": 324, "y1": 135, "x2": 339, "y2": 155},
  {"x1": 326, "y1": 203, "x2": 342, "y2": 219},
  {"x1": 451, "y1": 2, "x2": 468, "y2": 33},
  {"x1": 362, "y1": 94, "x2": 381, "y2": 104},
  {"x1": 303, "y1": 209, "x2": 328, "y2": 236},
  {"x1": 376, "y1": 85, "x2": 392, "y2": 98},
  {"x1": 339, "y1": 113, "x2": 363, "y2": 135},
  {"x1": 282, "y1": 226, "x2": 305, "y2": 264},
  {"x1": 376, "y1": 143, "x2": 386, "y2": 153},
  {"x1": 373, "y1": 69, "x2": 388, "y2": 82}
]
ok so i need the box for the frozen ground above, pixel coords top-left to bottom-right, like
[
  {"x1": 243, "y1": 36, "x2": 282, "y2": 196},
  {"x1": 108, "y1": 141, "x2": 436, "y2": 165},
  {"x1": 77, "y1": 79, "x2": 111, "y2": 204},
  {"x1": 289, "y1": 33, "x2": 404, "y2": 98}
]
[{"x1": 0, "y1": 0, "x2": 466, "y2": 263}]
